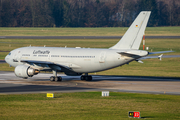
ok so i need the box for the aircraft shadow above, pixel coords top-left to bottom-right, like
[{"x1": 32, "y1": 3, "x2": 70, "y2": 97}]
[{"x1": 85, "y1": 75, "x2": 180, "y2": 82}]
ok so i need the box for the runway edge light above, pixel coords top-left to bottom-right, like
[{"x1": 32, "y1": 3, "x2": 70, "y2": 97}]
[
  {"x1": 128, "y1": 111, "x2": 140, "y2": 118},
  {"x1": 47, "y1": 93, "x2": 54, "y2": 98}
]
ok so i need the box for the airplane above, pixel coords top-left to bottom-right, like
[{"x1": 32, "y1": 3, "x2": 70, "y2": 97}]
[{"x1": 5, "y1": 11, "x2": 173, "y2": 81}]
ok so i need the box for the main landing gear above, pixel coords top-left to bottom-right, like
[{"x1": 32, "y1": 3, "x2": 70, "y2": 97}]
[
  {"x1": 81, "y1": 73, "x2": 92, "y2": 81},
  {"x1": 50, "y1": 76, "x2": 62, "y2": 82},
  {"x1": 50, "y1": 70, "x2": 62, "y2": 82}
]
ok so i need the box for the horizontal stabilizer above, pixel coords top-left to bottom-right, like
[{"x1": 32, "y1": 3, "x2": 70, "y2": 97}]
[
  {"x1": 135, "y1": 59, "x2": 144, "y2": 63},
  {"x1": 158, "y1": 54, "x2": 163, "y2": 61},
  {"x1": 149, "y1": 51, "x2": 174, "y2": 55}
]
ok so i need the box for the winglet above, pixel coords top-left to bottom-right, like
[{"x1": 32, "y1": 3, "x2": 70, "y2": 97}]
[{"x1": 110, "y1": 11, "x2": 151, "y2": 50}]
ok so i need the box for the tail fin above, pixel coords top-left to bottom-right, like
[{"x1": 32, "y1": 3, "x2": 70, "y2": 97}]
[{"x1": 110, "y1": 11, "x2": 151, "y2": 50}]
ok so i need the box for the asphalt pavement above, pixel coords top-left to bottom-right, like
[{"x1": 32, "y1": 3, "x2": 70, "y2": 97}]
[{"x1": 0, "y1": 71, "x2": 180, "y2": 95}]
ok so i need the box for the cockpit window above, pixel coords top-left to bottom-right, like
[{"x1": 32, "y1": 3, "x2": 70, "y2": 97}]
[{"x1": 8, "y1": 52, "x2": 11, "y2": 55}]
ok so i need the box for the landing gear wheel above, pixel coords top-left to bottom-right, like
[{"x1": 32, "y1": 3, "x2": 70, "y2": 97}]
[
  {"x1": 81, "y1": 75, "x2": 92, "y2": 81},
  {"x1": 58, "y1": 76, "x2": 62, "y2": 81},
  {"x1": 54, "y1": 77, "x2": 59, "y2": 82},
  {"x1": 81, "y1": 76, "x2": 85, "y2": 80},
  {"x1": 50, "y1": 76, "x2": 62, "y2": 82},
  {"x1": 85, "y1": 76, "x2": 92, "y2": 81},
  {"x1": 56, "y1": 77, "x2": 62, "y2": 82},
  {"x1": 50, "y1": 76, "x2": 55, "y2": 82},
  {"x1": 88, "y1": 76, "x2": 92, "y2": 81},
  {"x1": 85, "y1": 76, "x2": 89, "y2": 81}
]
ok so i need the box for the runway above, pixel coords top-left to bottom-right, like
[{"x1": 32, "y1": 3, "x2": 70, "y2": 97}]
[
  {"x1": 0, "y1": 71, "x2": 180, "y2": 95},
  {"x1": 1, "y1": 36, "x2": 180, "y2": 39}
]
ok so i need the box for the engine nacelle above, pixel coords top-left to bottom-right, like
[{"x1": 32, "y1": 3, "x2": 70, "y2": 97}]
[{"x1": 15, "y1": 64, "x2": 39, "y2": 78}]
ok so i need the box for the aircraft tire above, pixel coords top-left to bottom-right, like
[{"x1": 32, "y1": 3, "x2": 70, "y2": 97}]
[
  {"x1": 81, "y1": 76, "x2": 85, "y2": 80},
  {"x1": 88, "y1": 76, "x2": 92, "y2": 81},
  {"x1": 54, "y1": 77, "x2": 59, "y2": 82},
  {"x1": 81, "y1": 75, "x2": 92, "y2": 81},
  {"x1": 89, "y1": 76, "x2": 92, "y2": 81},
  {"x1": 85, "y1": 76, "x2": 92, "y2": 81},
  {"x1": 85, "y1": 76, "x2": 88, "y2": 81},
  {"x1": 57, "y1": 77, "x2": 62, "y2": 81},
  {"x1": 50, "y1": 76, "x2": 55, "y2": 82}
]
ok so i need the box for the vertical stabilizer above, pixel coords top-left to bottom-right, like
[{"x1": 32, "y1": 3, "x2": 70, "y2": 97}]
[{"x1": 110, "y1": 11, "x2": 151, "y2": 50}]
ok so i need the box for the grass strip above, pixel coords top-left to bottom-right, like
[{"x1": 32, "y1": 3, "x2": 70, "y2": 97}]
[
  {"x1": 0, "y1": 27, "x2": 180, "y2": 36},
  {"x1": 0, "y1": 92, "x2": 180, "y2": 120}
]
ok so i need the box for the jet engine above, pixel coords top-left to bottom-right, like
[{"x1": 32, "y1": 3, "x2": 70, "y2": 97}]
[{"x1": 15, "y1": 64, "x2": 39, "y2": 78}]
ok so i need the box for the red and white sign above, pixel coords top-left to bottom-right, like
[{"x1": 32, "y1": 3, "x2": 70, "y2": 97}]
[
  {"x1": 133, "y1": 112, "x2": 140, "y2": 118},
  {"x1": 128, "y1": 111, "x2": 140, "y2": 118}
]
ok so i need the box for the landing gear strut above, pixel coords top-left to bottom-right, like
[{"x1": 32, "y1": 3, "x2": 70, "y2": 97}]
[
  {"x1": 50, "y1": 70, "x2": 62, "y2": 82},
  {"x1": 81, "y1": 73, "x2": 92, "y2": 81}
]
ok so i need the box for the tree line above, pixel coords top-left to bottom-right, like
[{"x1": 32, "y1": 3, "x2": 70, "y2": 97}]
[{"x1": 0, "y1": 0, "x2": 180, "y2": 27}]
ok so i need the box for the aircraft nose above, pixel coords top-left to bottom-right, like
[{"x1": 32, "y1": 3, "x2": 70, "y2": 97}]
[{"x1": 5, "y1": 54, "x2": 10, "y2": 64}]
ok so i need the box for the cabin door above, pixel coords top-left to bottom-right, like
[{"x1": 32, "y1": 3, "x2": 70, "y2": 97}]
[{"x1": 99, "y1": 52, "x2": 106, "y2": 63}]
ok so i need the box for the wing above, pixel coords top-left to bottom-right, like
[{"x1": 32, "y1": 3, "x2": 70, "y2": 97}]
[{"x1": 20, "y1": 60, "x2": 81, "y2": 76}]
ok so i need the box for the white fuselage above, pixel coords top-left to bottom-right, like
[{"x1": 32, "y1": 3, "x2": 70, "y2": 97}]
[{"x1": 5, "y1": 47, "x2": 148, "y2": 73}]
